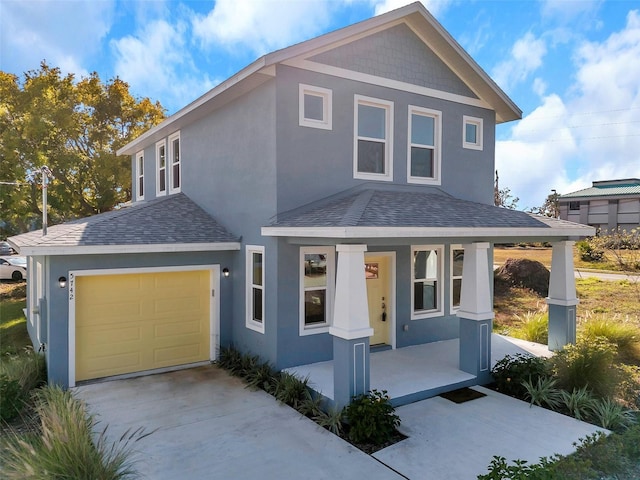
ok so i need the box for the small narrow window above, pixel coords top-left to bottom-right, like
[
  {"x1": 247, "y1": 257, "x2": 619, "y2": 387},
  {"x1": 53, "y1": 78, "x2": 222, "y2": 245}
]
[
  {"x1": 411, "y1": 245, "x2": 443, "y2": 319},
  {"x1": 450, "y1": 245, "x2": 464, "y2": 312},
  {"x1": 354, "y1": 95, "x2": 393, "y2": 180},
  {"x1": 407, "y1": 106, "x2": 441, "y2": 184},
  {"x1": 246, "y1": 245, "x2": 265, "y2": 334},
  {"x1": 135, "y1": 151, "x2": 144, "y2": 201},
  {"x1": 156, "y1": 140, "x2": 167, "y2": 196},
  {"x1": 299, "y1": 84, "x2": 332, "y2": 130},
  {"x1": 299, "y1": 247, "x2": 335, "y2": 335},
  {"x1": 169, "y1": 131, "x2": 181, "y2": 194},
  {"x1": 463, "y1": 116, "x2": 483, "y2": 150}
]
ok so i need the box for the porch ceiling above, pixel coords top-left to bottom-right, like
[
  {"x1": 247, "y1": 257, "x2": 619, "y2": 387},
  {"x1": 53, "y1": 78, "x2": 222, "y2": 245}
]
[{"x1": 262, "y1": 187, "x2": 595, "y2": 240}]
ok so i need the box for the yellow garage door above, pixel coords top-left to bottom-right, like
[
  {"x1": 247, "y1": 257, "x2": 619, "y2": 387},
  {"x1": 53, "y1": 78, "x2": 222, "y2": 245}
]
[{"x1": 75, "y1": 270, "x2": 210, "y2": 382}]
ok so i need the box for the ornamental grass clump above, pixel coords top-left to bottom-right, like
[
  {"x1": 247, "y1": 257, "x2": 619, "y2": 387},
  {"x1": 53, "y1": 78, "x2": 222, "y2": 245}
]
[
  {"x1": 0, "y1": 385, "x2": 146, "y2": 479},
  {"x1": 509, "y1": 311, "x2": 548, "y2": 344},
  {"x1": 579, "y1": 313, "x2": 640, "y2": 364}
]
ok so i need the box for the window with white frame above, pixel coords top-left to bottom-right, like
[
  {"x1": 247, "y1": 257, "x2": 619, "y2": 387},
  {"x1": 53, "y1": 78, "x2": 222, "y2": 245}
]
[
  {"x1": 135, "y1": 151, "x2": 144, "y2": 201},
  {"x1": 300, "y1": 247, "x2": 335, "y2": 335},
  {"x1": 407, "y1": 106, "x2": 441, "y2": 184},
  {"x1": 156, "y1": 140, "x2": 167, "y2": 196},
  {"x1": 411, "y1": 245, "x2": 443, "y2": 319},
  {"x1": 168, "y1": 131, "x2": 181, "y2": 194},
  {"x1": 299, "y1": 84, "x2": 332, "y2": 130},
  {"x1": 450, "y1": 245, "x2": 464, "y2": 312},
  {"x1": 463, "y1": 116, "x2": 483, "y2": 150},
  {"x1": 354, "y1": 95, "x2": 393, "y2": 180},
  {"x1": 246, "y1": 245, "x2": 265, "y2": 333}
]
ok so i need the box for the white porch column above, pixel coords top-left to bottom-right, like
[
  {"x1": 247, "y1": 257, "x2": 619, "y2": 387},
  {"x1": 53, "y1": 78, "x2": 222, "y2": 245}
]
[
  {"x1": 329, "y1": 244, "x2": 373, "y2": 409},
  {"x1": 546, "y1": 241, "x2": 578, "y2": 350},
  {"x1": 457, "y1": 242, "x2": 494, "y2": 383}
]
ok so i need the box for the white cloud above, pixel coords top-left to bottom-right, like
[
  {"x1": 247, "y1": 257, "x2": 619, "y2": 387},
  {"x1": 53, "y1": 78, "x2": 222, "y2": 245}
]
[
  {"x1": 372, "y1": 0, "x2": 454, "y2": 16},
  {"x1": 0, "y1": 0, "x2": 115, "y2": 77},
  {"x1": 540, "y1": 0, "x2": 603, "y2": 23},
  {"x1": 492, "y1": 32, "x2": 547, "y2": 92},
  {"x1": 191, "y1": 0, "x2": 334, "y2": 56},
  {"x1": 496, "y1": 10, "x2": 640, "y2": 210},
  {"x1": 111, "y1": 18, "x2": 215, "y2": 113}
]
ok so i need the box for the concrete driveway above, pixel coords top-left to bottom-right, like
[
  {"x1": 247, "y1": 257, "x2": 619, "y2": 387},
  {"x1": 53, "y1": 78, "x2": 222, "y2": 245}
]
[{"x1": 75, "y1": 365, "x2": 604, "y2": 479}]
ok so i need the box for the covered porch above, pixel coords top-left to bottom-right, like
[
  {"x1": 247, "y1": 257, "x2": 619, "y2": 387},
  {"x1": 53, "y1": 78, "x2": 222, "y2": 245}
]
[{"x1": 285, "y1": 334, "x2": 552, "y2": 407}]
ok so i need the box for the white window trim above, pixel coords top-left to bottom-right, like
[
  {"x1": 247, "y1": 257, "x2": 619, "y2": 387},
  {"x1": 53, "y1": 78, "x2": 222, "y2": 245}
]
[
  {"x1": 246, "y1": 245, "x2": 265, "y2": 334},
  {"x1": 299, "y1": 246, "x2": 335, "y2": 336},
  {"x1": 411, "y1": 245, "x2": 444, "y2": 320},
  {"x1": 463, "y1": 115, "x2": 483, "y2": 150},
  {"x1": 407, "y1": 105, "x2": 442, "y2": 185},
  {"x1": 155, "y1": 139, "x2": 167, "y2": 197},
  {"x1": 450, "y1": 244, "x2": 464, "y2": 314},
  {"x1": 135, "y1": 151, "x2": 144, "y2": 201},
  {"x1": 353, "y1": 94, "x2": 394, "y2": 181},
  {"x1": 299, "y1": 84, "x2": 332, "y2": 130},
  {"x1": 168, "y1": 131, "x2": 181, "y2": 194}
]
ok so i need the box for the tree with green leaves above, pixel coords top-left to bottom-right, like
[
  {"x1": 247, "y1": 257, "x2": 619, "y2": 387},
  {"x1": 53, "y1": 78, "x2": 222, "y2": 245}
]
[{"x1": 0, "y1": 62, "x2": 165, "y2": 236}]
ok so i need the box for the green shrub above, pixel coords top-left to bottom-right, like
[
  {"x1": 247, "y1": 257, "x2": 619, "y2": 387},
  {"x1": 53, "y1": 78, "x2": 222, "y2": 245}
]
[
  {"x1": 522, "y1": 376, "x2": 562, "y2": 410},
  {"x1": 274, "y1": 372, "x2": 312, "y2": 409},
  {"x1": 244, "y1": 361, "x2": 277, "y2": 392},
  {"x1": 491, "y1": 354, "x2": 550, "y2": 399},
  {"x1": 577, "y1": 239, "x2": 604, "y2": 262},
  {"x1": 510, "y1": 311, "x2": 548, "y2": 344},
  {"x1": 579, "y1": 314, "x2": 640, "y2": 364},
  {"x1": 344, "y1": 389, "x2": 400, "y2": 446},
  {"x1": 0, "y1": 375, "x2": 22, "y2": 421},
  {"x1": 314, "y1": 406, "x2": 345, "y2": 436},
  {"x1": 0, "y1": 386, "x2": 146, "y2": 479},
  {"x1": 477, "y1": 455, "x2": 550, "y2": 480},
  {"x1": 552, "y1": 339, "x2": 619, "y2": 399},
  {"x1": 559, "y1": 387, "x2": 597, "y2": 421},
  {"x1": 590, "y1": 397, "x2": 636, "y2": 432}
]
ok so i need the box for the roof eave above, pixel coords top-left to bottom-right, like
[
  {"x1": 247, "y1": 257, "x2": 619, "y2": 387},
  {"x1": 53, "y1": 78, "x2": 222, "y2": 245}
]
[{"x1": 14, "y1": 242, "x2": 242, "y2": 257}]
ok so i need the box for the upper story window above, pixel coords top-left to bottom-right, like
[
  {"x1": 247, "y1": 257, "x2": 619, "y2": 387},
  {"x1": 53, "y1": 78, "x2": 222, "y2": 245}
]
[
  {"x1": 569, "y1": 201, "x2": 580, "y2": 211},
  {"x1": 407, "y1": 106, "x2": 441, "y2": 185},
  {"x1": 354, "y1": 95, "x2": 393, "y2": 181},
  {"x1": 411, "y1": 245, "x2": 443, "y2": 319},
  {"x1": 450, "y1": 245, "x2": 464, "y2": 313},
  {"x1": 246, "y1": 245, "x2": 265, "y2": 334},
  {"x1": 300, "y1": 247, "x2": 335, "y2": 336},
  {"x1": 135, "y1": 151, "x2": 144, "y2": 201},
  {"x1": 299, "y1": 84, "x2": 332, "y2": 130},
  {"x1": 168, "y1": 131, "x2": 181, "y2": 194},
  {"x1": 156, "y1": 140, "x2": 167, "y2": 196},
  {"x1": 463, "y1": 116, "x2": 483, "y2": 150}
]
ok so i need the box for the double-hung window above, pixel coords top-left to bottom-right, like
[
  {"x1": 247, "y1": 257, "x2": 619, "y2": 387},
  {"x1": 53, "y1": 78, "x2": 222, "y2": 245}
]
[
  {"x1": 300, "y1": 247, "x2": 335, "y2": 335},
  {"x1": 463, "y1": 116, "x2": 483, "y2": 150},
  {"x1": 156, "y1": 140, "x2": 167, "y2": 196},
  {"x1": 408, "y1": 106, "x2": 441, "y2": 184},
  {"x1": 168, "y1": 131, "x2": 181, "y2": 194},
  {"x1": 299, "y1": 84, "x2": 332, "y2": 130},
  {"x1": 450, "y1": 245, "x2": 464, "y2": 312},
  {"x1": 411, "y1": 245, "x2": 443, "y2": 319},
  {"x1": 246, "y1": 245, "x2": 265, "y2": 334},
  {"x1": 135, "y1": 151, "x2": 144, "y2": 201},
  {"x1": 354, "y1": 95, "x2": 393, "y2": 180}
]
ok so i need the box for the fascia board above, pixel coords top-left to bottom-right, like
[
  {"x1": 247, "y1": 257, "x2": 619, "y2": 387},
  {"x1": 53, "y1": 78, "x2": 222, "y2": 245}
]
[{"x1": 16, "y1": 242, "x2": 242, "y2": 256}]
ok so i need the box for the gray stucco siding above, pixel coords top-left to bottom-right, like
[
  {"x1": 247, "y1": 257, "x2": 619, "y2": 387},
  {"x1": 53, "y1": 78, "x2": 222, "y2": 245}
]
[
  {"x1": 44, "y1": 251, "x2": 236, "y2": 388},
  {"x1": 275, "y1": 64, "x2": 496, "y2": 213}
]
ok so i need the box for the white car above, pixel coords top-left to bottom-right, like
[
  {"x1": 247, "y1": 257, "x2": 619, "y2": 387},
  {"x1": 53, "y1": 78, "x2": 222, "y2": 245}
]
[{"x1": 0, "y1": 256, "x2": 27, "y2": 281}]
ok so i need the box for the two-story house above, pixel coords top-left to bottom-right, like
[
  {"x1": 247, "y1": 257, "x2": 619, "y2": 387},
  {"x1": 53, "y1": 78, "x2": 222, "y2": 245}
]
[
  {"x1": 9, "y1": 2, "x2": 593, "y2": 407},
  {"x1": 559, "y1": 178, "x2": 640, "y2": 233}
]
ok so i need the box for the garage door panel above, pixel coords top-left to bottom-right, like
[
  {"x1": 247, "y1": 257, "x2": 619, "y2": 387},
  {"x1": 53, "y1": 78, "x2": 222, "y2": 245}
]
[{"x1": 75, "y1": 270, "x2": 211, "y2": 382}]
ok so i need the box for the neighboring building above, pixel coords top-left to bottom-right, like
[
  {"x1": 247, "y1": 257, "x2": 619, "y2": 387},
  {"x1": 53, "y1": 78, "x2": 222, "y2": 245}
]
[
  {"x1": 9, "y1": 3, "x2": 593, "y2": 407},
  {"x1": 559, "y1": 179, "x2": 640, "y2": 233}
]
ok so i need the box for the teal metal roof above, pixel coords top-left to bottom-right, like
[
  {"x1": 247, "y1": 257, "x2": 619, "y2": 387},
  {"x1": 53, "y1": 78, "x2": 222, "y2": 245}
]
[{"x1": 561, "y1": 181, "x2": 640, "y2": 199}]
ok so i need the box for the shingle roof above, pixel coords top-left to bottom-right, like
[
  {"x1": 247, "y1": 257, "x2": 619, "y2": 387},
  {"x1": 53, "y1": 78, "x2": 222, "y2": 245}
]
[
  {"x1": 264, "y1": 188, "x2": 593, "y2": 238},
  {"x1": 9, "y1": 193, "x2": 240, "y2": 255},
  {"x1": 560, "y1": 181, "x2": 640, "y2": 199}
]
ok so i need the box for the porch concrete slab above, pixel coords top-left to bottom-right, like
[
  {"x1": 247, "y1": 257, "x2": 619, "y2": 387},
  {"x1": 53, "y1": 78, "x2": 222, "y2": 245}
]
[
  {"x1": 373, "y1": 386, "x2": 606, "y2": 479},
  {"x1": 75, "y1": 366, "x2": 403, "y2": 480}
]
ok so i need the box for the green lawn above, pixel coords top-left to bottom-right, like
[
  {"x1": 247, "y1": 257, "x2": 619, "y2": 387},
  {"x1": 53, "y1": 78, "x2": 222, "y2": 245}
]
[{"x1": 0, "y1": 283, "x2": 29, "y2": 355}]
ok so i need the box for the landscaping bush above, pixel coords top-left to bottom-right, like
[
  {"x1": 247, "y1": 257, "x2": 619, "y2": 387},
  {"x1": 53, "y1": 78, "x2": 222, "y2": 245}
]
[
  {"x1": 522, "y1": 376, "x2": 562, "y2": 410},
  {"x1": 579, "y1": 314, "x2": 640, "y2": 364},
  {"x1": 0, "y1": 386, "x2": 146, "y2": 479},
  {"x1": 344, "y1": 389, "x2": 400, "y2": 446},
  {"x1": 491, "y1": 354, "x2": 550, "y2": 399},
  {"x1": 0, "y1": 375, "x2": 22, "y2": 421},
  {"x1": 577, "y1": 239, "x2": 605, "y2": 262},
  {"x1": 551, "y1": 339, "x2": 619, "y2": 399},
  {"x1": 0, "y1": 347, "x2": 46, "y2": 421},
  {"x1": 509, "y1": 311, "x2": 548, "y2": 344}
]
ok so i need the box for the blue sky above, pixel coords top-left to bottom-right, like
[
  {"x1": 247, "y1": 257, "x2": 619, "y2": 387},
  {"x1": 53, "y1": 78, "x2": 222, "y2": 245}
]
[{"x1": 1, "y1": 0, "x2": 639, "y2": 210}]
